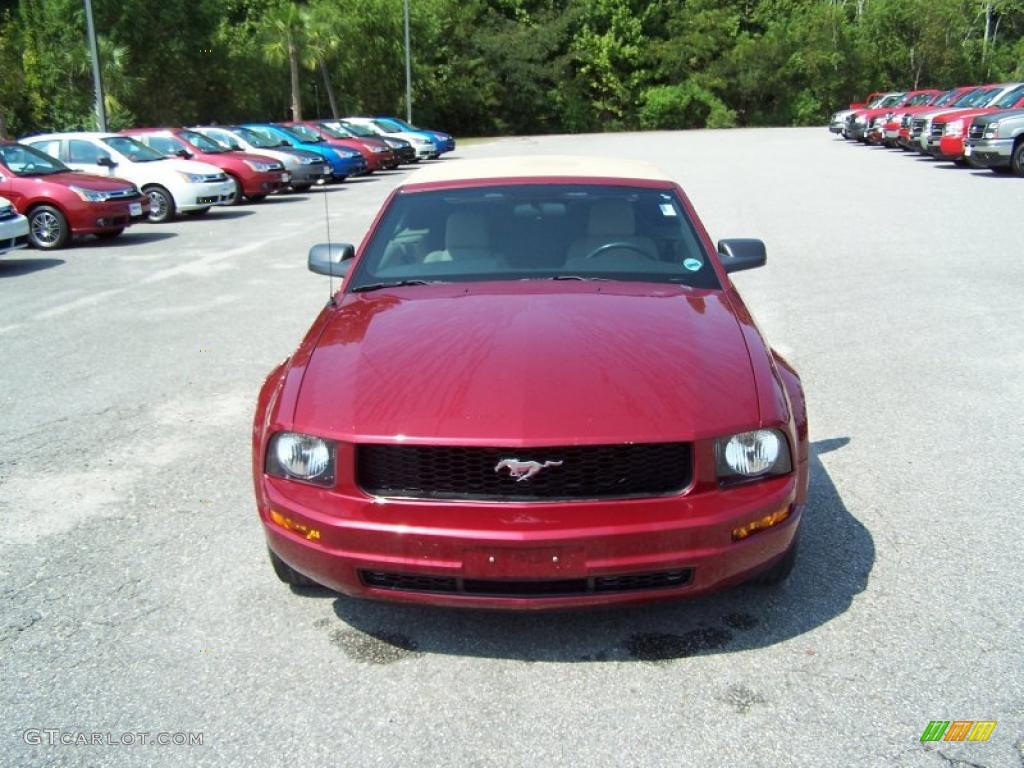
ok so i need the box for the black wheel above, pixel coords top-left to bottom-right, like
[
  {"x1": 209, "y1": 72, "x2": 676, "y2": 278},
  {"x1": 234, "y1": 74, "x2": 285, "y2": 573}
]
[
  {"x1": 225, "y1": 175, "x2": 243, "y2": 205},
  {"x1": 184, "y1": 207, "x2": 211, "y2": 217},
  {"x1": 144, "y1": 185, "x2": 175, "y2": 223},
  {"x1": 751, "y1": 530, "x2": 799, "y2": 586},
  {"x1": 290, "y1": 183, "x2": 312, "y2": 193},
  {"x1": 1010, "y1": 139, "x2": 1024, "y2": 176},
  {"x1": 27, "y1": 205, "x2": 70, "y2": 250},
  {"x1": 268, "y1": 548, "x2": 319, "y2": 587},
  {"x1": 94, "y1": 228, "x2": 125, "y2": 241},
  {"x1": 246, "y1": 193, "x2": 267, "y2": 203}
]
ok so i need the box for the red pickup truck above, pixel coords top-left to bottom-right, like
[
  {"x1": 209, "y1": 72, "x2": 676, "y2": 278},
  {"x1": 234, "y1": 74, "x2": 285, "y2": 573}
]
[{"x1": 932, "y1": 83, "x2": 1024, "y2": 161}]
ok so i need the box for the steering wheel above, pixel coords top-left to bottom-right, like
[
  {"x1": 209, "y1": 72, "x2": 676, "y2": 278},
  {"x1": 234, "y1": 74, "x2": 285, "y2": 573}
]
[{"x1": 584, "y1": 241, "x2": 652, "y2": 259}]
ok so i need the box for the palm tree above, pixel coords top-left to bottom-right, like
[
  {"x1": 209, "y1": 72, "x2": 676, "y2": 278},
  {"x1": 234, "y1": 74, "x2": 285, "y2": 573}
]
[{"x1": 261, "y1": 1, "x2": 308, "y2": 121}]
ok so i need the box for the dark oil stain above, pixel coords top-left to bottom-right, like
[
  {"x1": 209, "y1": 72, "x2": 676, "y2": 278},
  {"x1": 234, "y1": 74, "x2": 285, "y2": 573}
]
[
  {"x1": 719, "y1": 684, "x2": 766, "y2": 714},
  {"x1": 312, "y1": 617, "x2": 332, "y2": 629},
  {"x1": 625, "y1": 627, "x2": 733, "y2": 662},
  {"x1": 329, "y1": 628, "x2": 420, "y2": 664},
  {"x1": 722, "y1": 612, "x2": 759, "y2": 631}
]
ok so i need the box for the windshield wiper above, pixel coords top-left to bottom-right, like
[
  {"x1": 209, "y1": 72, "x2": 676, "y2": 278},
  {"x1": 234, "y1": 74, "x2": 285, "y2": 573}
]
[
  {"x1": 351, "y1": 279, "x2": 446, "y2": 293},
  {"x1": 547, "y1": 275, "x2": 611, "y2": 281}
]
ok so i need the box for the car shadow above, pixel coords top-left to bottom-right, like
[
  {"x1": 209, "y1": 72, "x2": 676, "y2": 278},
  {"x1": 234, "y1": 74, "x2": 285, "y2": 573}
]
[
  {"x1": 303, "y1": 437, "x2": 872, "y2": 663},
  {"x1": 77, "y1": 231, "x2": 177, "y2": 248},
  {"x1": 0, "y1": 256, "x2": 65, "y2": 276},
  {"x1": 204, "y1": 209, "x2": 255, "y2": 220},
  {"x1": 967, "y1": 170, "x2": 1015, "y2": 179},
  {"x1": 262, "y1": 195, "x2": 308, "y2": 204}
]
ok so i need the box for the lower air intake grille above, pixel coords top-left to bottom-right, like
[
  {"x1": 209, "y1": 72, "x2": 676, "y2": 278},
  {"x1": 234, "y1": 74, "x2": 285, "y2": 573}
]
[
  {"x1": 359, "y1": 568, "x2": 693, "y2": 597},
  {"x1": 356, "y1": 442, "x2": 692, "y2": 501}
]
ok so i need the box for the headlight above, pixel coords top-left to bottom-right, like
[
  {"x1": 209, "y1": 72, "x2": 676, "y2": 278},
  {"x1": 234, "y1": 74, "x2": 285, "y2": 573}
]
[
  {"x1": 243, "y1": 159, "x2": 276, "y2": 172},
  {"x1": 371, "y1": 145, "x2": 387, "y2": 153},
  {"x1": 983, "y1": 124, "x2": 1000, "y2": 138},
  {"x1": 944, "y1": 119, "x2": 964, "y2": 136},
  {"x1": 176, "y1": 171, "x2": 207, "y2": 183},
  {"x1": 715, "y1": 429, "x2": 792, "y2": 481},
  {"x1": 68, "y1": 185, "x2": 110, "y2": 202},
  {"x1": 266, "y1": 432, "x2": 336, "y2": 486},
  {"x1": 854, "y1": 115, "x2": 866, "y2": 124},
  {"x1": 298, "y1": 156, "x2": 319, "y2": 165},
  {"x1": 0, "y1": 204, "x2": 13, "y2": 217}
]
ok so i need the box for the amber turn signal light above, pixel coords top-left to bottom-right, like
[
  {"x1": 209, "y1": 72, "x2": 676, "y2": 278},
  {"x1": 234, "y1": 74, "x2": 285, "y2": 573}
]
[
  {"x1": 732, "y1": 505, "x2": 791, "y2": 541},
  {"x1": 269, "y1": 509, "x2": 321, "y2": 541}
]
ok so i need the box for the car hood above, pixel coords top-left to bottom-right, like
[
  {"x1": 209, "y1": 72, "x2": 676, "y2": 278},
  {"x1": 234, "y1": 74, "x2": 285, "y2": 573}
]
[
  {"x1": 292, "y1": 282, "x2": 760, "y2": 444},
  {"x1": 161, "y1": 157, "x2": 225, "y2": 175},
  {"x1": 19, "y1": 171, "x2": 136, "y2": 190}
]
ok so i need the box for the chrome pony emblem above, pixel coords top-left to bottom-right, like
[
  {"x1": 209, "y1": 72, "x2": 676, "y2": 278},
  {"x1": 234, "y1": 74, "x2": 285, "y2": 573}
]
[{"x1": 494, "y1": 458, "x2": 563, "y2": 482}]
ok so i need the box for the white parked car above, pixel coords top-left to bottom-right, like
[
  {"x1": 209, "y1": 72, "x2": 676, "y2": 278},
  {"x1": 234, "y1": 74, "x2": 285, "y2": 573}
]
[
  {"x1": 342, "y1": 117, "x2": 438, "y2": 160},
  {"x1": 0, "y1": 195, "x2": 29, "y2": 256},
  {"x1": 190, "y1": 126, "x2": 329, "y2": 193},
  {"x1": 22, "y1": 132, "x2": 235, "y2": 223}
]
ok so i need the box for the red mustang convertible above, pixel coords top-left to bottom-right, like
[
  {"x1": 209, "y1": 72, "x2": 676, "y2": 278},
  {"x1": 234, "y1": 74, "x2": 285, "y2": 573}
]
[{"x1": 253, "y1": 157, "x2": 809, "y2": 609}]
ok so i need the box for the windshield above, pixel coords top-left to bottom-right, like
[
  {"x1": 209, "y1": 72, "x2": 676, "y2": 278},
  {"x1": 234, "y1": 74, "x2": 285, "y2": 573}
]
[
  {"x1": 179, "y1": 130, "x2": 225, "y2": 153},
  {"x1": 372, "y1": 119, "x2": 404, "y2": 132},
  {"x1": 879, "y1": 95, "x2": 904, "y2": 107},
  {"x1": 348, "y1": 184, "x2": 720, "y2": 292},
  {"x1": 245, "y1": 126, "x2": 290, "y2": 147},
  {"x1": 318, "y1": 122, "x2": 352, "y2": 139},
  {"x1": 101, "y1": 136, "x2": 165, "y2": 162},
  {"x1": 273, "y1": 125, "x2": 315, "y2": 144},
  {"x1": 285, "y1": 123, "x2": 323, "y2": 142},
  {"x1": 991, "y1": 86, "x2": 1023, "y2": 108},
  {"x1": 141, "y1": 134, "x2": 189, "y2": 157},
  {"x1": 339, "y1": 121, "x2": 377, "y2": 137},
  {"x1": 0, "y1": 143, "x2": 69, "y2": 176},
  {"x1": 905, "y1": 93, "x2": 935, "y2": 106},
  {"x1": 957, "y1": 88, "x2": 993, "y2": 107},
  {"x1": 931, "y1": 90, "x2": 958, "y2": 106}
]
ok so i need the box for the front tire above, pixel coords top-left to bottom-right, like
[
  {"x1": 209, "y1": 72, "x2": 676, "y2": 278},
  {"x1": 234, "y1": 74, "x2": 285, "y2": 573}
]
[
  {"x1": 268, "y1": 548, "x2": 319, "y2": 587},
  {"x1": 144, "y1": 185, "x2": 175, "y2": 223},
  {"x1": 225, "y1": 175, "x2": 243, "y2": 205},
  {"x1": 27, "y1": 205, "x2": 70, "y2": 250},
  {"x1": 1010, "y1": 139, "x2": 1024, "y2": 176}
]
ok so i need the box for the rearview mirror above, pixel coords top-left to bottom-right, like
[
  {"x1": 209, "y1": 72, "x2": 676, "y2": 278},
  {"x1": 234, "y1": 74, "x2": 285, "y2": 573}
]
[
  {"x1": 308, "y1": 242, "x2": 355, "y2": 277},
  {"x1": 96, "y1": 155, "x2": 116, "y2": 167},
  {"x1": 717, "y1": 239, "x2": 767, "y2": 273}
]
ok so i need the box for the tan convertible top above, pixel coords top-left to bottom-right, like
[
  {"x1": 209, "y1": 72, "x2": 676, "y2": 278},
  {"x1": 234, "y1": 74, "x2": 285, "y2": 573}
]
[{"x1": 404, "y1": 155, "x2": 674, "y2": 185}]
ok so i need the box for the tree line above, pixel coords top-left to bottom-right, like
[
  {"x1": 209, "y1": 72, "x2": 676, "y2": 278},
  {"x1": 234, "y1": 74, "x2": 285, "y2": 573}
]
[{"x1": 1, "y1": 0, "x2": 1022, "y2": 138}]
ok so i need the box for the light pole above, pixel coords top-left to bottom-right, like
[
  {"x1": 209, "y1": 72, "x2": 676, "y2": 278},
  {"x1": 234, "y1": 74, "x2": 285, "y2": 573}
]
[
  {"x1": 83, "y1": 0, "x2": 107, "y2": 131},
  {"x1": 403, "y1": 0, "x2": 412, "y2": 123}
]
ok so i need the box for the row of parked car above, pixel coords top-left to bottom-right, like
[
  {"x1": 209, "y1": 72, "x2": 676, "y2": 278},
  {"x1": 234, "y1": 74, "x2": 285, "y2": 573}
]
[
  {"x1": 829, "y1": 83, "x2": 1024, "y2": 174},
  {"x1": 0, "y1": 116, "x2": 455, "y2": 252}
]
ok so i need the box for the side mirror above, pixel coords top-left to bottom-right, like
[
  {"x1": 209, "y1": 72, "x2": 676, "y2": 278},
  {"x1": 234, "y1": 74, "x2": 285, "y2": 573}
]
[
  {"x1": 96, "y1": 155, "x2": 116, "y2": 167},
  {"x1": 717, "y1": 238, "x2": 766, "y2": 273},
  {"x1": 308, "y1": 242, "x2": 355, "y2": 277},
  {"x1": 176, "y1": 149, "x2": 193, "y2": 159}
]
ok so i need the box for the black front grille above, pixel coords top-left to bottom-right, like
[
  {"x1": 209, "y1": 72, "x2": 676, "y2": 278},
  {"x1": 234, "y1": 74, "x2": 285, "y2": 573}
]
[
  {"x1": 929, "y1": 123, "x2": 944, "y2": 138},
  {"x1": 356, "y1": 442, "x2": 692, "y2": 501},
  {"x1": 360, "y1": 568, "x2": 693, "y2": 597},
  {"x1": 911, "y1": 118, "x2": 927, "y2": 137},
  {"x1": 968, "y1": 123, "x2": 986, "y2": 139}
]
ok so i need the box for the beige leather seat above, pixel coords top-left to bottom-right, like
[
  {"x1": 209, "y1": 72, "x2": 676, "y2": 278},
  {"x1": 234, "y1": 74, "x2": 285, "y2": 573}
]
[
  {"x1": 565, "y1": 200, "x2": 658, "y2": 268},
  {"x1": 424, "y1": 210, "x2": 494, "y2": 264}
]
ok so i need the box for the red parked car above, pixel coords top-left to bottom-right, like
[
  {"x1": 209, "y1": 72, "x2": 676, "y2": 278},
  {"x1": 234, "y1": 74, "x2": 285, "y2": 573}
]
[
  {"x1": 284, "y1": 121, "x2": 397, "y2": 172},
  {"x1": 253, "y1": 157, "x2": 809, "y2": 609},
  {"x1": 123, "y1": 128, "x2": 288, "y2": 204},
  {"x1": 933, "y1": 83, "x2": 1024, "y2": 161},
  {"x1": 0, "y1": 141, "x2": 147, "y2": 249}
]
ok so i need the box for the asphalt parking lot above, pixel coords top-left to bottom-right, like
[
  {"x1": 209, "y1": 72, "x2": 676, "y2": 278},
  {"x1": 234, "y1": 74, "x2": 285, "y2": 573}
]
[{"x1": 2, "y1": 129, "x2": 1022, "y2": 767}]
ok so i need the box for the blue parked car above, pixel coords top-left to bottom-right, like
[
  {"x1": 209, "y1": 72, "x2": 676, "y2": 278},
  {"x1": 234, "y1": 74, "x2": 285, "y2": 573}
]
[
  {"x1": 241, "y1": 123, "x2": 366, "y2": 181},
  {"x1": 377, "y1": 117, "x2": 455, "y2": 154}
]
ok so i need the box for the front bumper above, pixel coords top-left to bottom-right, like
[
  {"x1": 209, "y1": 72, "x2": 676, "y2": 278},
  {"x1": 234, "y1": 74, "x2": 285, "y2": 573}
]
[
  {"x1": 0, "y1": 214, "x2": 29, "y2": 255},
  {"x1": 963, "y1": 137, "x2": 1013, "y2": 167},
  {"x1": 287, "y1": 164, "x2": 328, "y2": 186},
  {"x1": 938, "y1": 135, "x2": 966, "y2": 159},
  {"x1": 259, "y1": 471, "x2": 804, "y2": 609},
  {"x1": 181, "y1": 180, "x2": 236, "y2": 210},
  {"x1": 241, "y1": 170, "x2": 289, "y2": 196},
  {"x1": 71, "y1": 198, "x2": 148, "y2": 235},
  {"x1": 846, "y1": 123, "x2": 868, "y2": 140}
]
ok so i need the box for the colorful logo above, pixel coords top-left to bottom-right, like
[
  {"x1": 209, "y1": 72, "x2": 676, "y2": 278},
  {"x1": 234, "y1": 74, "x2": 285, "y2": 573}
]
[{"x1": 920, "y1": 721, "x2": 996, "y2": 742}]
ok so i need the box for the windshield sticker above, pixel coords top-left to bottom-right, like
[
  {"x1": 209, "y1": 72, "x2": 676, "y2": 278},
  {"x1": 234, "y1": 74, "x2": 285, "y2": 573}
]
[
  {"x1": 659, "y1": 203, "x2": 677, "y2": 217},
  {"x1": 683, "y1": 258, "x2": 703, "y2": 272}
]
